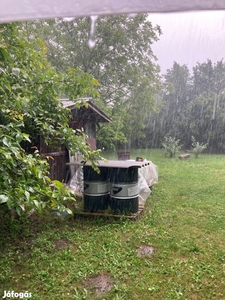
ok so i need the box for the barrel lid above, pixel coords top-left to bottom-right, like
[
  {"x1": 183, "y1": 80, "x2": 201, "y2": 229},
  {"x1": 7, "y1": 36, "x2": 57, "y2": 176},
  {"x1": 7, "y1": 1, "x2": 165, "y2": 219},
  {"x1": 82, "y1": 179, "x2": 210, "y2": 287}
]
[{"x1": 67, "y1": 160, "x2": 151, "y2": 168}]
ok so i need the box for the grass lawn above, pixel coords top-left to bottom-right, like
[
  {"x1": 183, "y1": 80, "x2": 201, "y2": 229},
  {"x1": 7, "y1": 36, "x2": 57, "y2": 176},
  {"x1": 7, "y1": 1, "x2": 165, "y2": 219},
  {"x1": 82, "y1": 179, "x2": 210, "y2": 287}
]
[{"x1": 1, "y1": 149, "x2": 225, "y2": 299}]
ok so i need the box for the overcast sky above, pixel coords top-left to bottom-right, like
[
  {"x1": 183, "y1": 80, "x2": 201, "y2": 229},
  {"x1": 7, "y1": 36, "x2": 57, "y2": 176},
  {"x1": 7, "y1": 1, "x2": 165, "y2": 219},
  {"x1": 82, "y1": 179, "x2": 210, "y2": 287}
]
[{"x1": 148, "y1": 10, "x2": 225, "y2": 74}]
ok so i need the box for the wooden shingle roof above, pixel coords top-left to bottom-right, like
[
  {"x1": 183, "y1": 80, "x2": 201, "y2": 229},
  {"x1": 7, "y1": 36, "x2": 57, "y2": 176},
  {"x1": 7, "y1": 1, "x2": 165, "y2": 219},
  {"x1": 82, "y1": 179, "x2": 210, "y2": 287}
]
[{"x1": 60, "y1": 98, "x2": 111, "y2": 123}]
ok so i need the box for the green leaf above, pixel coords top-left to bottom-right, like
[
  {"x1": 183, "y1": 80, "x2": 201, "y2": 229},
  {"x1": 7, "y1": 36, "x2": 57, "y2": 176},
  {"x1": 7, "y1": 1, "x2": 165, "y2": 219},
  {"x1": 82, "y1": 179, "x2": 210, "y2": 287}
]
[
  {"x1": 2, "y1": 137, "x2": 11, "y2": 147},
  {"x1": 33, "y1": 200, "x2": 42, "y2": 212},
  {"x1": 52, "y1": 180, "x2": 64, "y2": 189},
  {"x1": 22, "y1": 133, "x2": 31, "y2": 142},
  {"x1": 16, "y1": 206, "x2": 22, "y2": 216},
  {"x1": 25, "y1": 191, "x2": 30, "y2": 201},
  {"x1": 65, "y1": 207, "x2": 73, "y2": 215},
  {"x1": 16, "y1": 133, "x2": 24, "y2": 143},
  {"x1": 0, "y1": 194, "x2": 8, "y2": 203},
  {"x1": 0, "y1": 47, "x2": 9, "y2": 61}
]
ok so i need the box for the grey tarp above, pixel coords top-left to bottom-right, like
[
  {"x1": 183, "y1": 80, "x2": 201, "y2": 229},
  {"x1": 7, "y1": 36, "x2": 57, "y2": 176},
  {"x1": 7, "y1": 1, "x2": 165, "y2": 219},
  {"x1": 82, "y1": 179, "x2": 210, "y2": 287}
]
[{"x1": 0, "y1": 1, "x2": 225, "y2": 23}]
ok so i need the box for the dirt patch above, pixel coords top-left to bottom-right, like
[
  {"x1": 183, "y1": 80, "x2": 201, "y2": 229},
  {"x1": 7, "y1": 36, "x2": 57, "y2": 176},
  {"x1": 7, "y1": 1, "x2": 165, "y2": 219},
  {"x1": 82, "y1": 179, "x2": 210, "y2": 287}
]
[
  {"x1": 84, "y1": 274, "x2": 112, "y2": 296},
  {"x1": 137, "y1": 245, "x2": 154, "y2": 257},
  {"x1": 15, "y1": 237, "x2": 34, "y2": 254},
  {"x1": 53, "y1": 238, "x2": 70, "y2": 250}
]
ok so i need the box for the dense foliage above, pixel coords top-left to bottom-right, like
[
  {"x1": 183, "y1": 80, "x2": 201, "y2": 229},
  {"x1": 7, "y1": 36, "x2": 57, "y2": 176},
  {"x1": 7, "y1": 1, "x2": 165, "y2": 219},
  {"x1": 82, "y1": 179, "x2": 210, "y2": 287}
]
[
  {"x1": 26, "y1": 14, "x2": 162, "y2": 150},
  {"x1": 0, "y1": 23, "x2": 101, "y2": 215},
  {"x1": 144, "y1": 60, "x2": 225, "y2": 153}
]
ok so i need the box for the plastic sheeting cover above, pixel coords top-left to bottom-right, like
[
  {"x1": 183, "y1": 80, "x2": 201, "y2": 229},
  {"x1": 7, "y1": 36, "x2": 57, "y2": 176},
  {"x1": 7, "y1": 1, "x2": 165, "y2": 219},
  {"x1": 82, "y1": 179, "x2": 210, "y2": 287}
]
[
  {"x1": 67, "y1": 162, "x2": 158, "y2": 207},
  {"x1": 0, "y1": 1, "x2": 225, "y2": 23},
  {"x1": 138, "y1": 162, "x2": 158, "y2": 206}
]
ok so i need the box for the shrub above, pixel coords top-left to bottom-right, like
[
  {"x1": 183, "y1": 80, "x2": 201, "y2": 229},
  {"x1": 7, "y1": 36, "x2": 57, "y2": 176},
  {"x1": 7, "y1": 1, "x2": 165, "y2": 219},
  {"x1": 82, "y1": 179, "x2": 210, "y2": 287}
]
[
  {"x1": 162, "y1": 136, "x2": 182, "y2": 158},
  {"x1": 191, "y1": 136, "x2": 208, "y2": 158}
]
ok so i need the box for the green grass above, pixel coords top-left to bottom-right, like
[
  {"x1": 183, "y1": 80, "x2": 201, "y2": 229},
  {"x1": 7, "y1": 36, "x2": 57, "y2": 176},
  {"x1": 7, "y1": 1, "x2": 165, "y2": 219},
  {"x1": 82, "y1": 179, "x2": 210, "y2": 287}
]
[{"x1": 1, "y1": 149, "x2": 225, "y2": 299}]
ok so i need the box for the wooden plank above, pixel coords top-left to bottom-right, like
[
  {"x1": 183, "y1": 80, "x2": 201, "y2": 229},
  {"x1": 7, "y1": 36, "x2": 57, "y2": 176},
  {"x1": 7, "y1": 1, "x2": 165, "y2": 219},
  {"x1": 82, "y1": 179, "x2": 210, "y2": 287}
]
[{"x1": 74, "y1": 205, "x2": 144, "y2": 220}]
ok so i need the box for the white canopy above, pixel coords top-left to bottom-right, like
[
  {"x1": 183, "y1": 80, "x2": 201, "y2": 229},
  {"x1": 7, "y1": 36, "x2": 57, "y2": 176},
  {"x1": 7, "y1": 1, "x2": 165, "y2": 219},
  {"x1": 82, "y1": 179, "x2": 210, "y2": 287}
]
[{"x1": 0, "y1": 0, "x2": 225, "y2": 23}]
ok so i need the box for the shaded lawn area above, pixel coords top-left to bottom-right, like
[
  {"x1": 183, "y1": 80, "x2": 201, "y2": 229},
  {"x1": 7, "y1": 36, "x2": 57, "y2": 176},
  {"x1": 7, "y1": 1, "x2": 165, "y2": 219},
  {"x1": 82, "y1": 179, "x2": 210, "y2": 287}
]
[{"x1": 0, "y1": 149, "x2": 225, "y2": 299}]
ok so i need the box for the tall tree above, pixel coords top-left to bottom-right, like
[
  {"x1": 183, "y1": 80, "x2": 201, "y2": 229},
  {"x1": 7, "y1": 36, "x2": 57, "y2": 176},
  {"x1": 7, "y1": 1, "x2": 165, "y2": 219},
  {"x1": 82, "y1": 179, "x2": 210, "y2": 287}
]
[
  {"x1": 190, "y1": 60, "x2": 225, "y2": 152},
  {"x1": 26, "y1": 14, "x2": 162, "y2": 150},
  {"x1": 144, "y1": 62, "x2": 191, "y2": 148},
  {"x1": 145, "y1": 59, "x2": 225, "y2": 153}
]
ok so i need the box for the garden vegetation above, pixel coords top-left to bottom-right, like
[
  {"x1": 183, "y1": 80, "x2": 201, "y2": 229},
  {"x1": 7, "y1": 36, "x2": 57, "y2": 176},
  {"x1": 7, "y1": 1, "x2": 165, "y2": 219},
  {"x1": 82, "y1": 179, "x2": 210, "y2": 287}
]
[{"x1": 0, "y1": 149, "x2": 225, "y2": 299}]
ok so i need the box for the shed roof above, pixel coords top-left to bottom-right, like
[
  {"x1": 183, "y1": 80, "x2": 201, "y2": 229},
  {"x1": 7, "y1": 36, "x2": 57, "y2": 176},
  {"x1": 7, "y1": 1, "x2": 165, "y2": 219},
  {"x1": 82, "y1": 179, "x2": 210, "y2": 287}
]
[{"x1": 60, "y1": 98, "x2": 111, "y2": 123}]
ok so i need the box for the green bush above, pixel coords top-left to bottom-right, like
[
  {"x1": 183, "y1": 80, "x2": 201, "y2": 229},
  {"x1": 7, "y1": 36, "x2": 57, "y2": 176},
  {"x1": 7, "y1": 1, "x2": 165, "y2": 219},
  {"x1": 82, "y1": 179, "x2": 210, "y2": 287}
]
[
  {"x1": 191, "y1": 136, "x2": 208, "y2": 158},
  {"x1": 162, "y1": 136, "x2": 182, "y2": 158}
]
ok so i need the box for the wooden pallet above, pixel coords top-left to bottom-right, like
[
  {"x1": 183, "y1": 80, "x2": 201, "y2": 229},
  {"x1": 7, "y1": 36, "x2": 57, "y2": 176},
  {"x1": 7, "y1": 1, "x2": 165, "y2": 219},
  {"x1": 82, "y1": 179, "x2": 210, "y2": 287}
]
[{"x1": 74, "y1": 205, "x2": 144, "y2": 220}]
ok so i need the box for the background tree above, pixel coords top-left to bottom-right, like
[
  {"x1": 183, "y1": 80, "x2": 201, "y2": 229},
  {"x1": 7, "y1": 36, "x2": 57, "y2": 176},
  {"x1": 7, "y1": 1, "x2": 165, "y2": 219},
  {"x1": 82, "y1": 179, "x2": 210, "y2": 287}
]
[
  {"x1": 145, "y1": 59, "x2": 225, "y2": 153},
  {"x1": 190, "y1": 60, "x2": 225, "y2": 152},
  {"x1": 144, "y1": 62, "x2": 191, "y2": 148},
  {"x1": 26, "y1": 14, "x2": 162, "y2": 150}
]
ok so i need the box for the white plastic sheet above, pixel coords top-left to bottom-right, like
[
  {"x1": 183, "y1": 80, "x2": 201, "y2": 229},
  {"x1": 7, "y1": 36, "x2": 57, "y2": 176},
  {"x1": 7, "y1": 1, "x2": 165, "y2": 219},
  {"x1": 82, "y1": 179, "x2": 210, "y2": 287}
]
[
  {"x1": 0, "y1": 1, "x2": 225, "y2": 23},
  {"x1": 67, "y1": 162, "x2": 158, "y2": 206},
  {"x1": 67, "y1": 166, "x2": 84, "y2": 197},
  {"x1": 138, "y1": 162, "x2": 158, "y2": 206},
  {"x1": 138, "y1": 171, "x2": 151, "y2": 206}
]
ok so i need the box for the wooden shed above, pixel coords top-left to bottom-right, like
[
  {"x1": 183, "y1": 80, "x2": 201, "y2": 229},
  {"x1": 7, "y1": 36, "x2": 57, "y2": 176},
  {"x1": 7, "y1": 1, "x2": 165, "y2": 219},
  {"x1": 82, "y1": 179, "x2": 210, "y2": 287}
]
[{"x1": 40, "y1": 98, "x2": 111, "y2": 182}]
